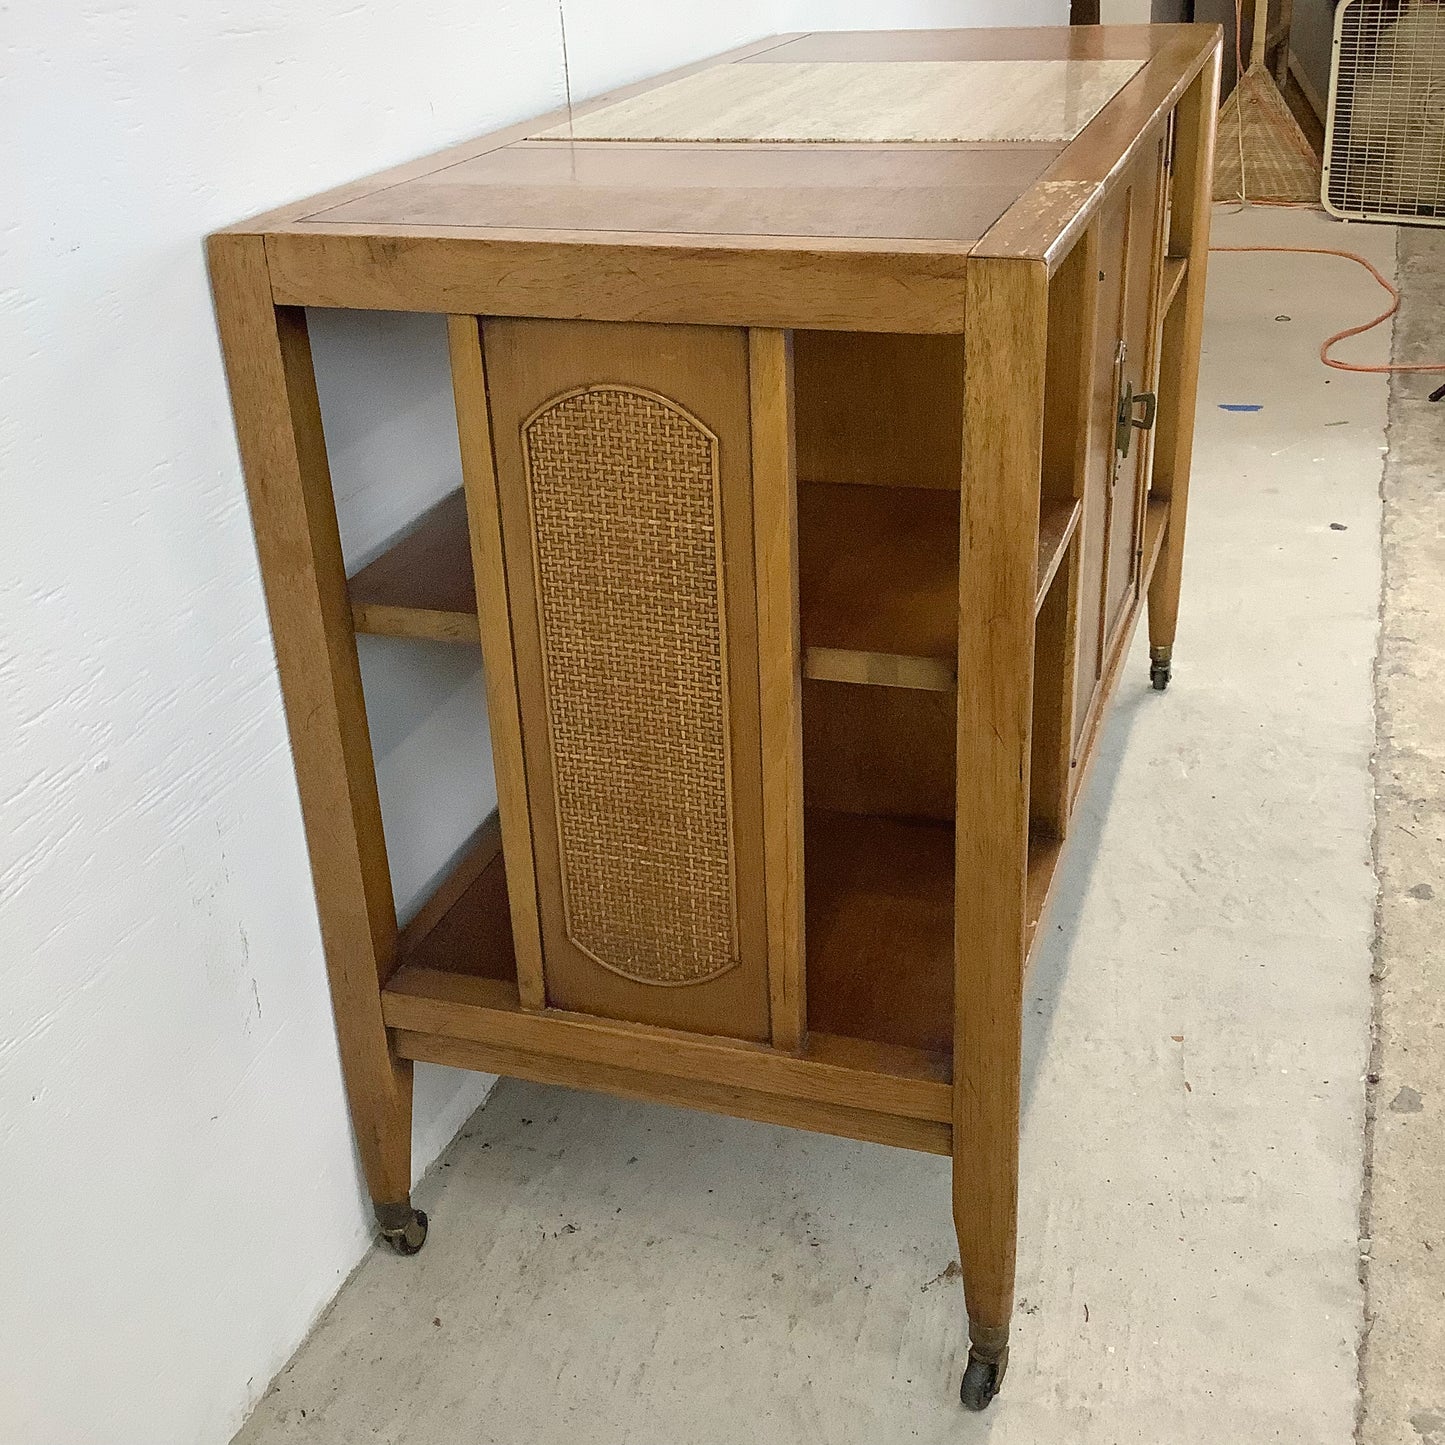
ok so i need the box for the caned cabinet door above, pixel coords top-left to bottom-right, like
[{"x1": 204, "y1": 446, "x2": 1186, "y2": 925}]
[{"x1": 483, "y1": 319, "x2": 770, "y2": 1041}]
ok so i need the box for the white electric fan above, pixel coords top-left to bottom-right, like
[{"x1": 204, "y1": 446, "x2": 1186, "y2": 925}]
[{"x1": 1323, "y1": 0, "x2": 1445, "y2": 224}]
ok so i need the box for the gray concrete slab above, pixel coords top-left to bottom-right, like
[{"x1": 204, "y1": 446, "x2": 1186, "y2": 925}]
[
  {"x1": 233, "y1": 206, "x2": 1392, "y2": 1444},
  {"x1": 1360, "y1": 224, "x2": 1445, "y2": 1445}
]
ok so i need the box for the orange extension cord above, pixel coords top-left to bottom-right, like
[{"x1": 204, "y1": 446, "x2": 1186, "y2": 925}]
[{"x1": 1208, "y1": 241, "x2": 1445, "y2": 377}]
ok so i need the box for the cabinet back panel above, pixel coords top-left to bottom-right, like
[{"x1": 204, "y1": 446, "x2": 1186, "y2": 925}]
[
  {"x1": 794, "y1": 332, "x2": 965, "y2": 490},
  {"x1": 803, "y1": 679, "x2": 956, "y2": 823}
]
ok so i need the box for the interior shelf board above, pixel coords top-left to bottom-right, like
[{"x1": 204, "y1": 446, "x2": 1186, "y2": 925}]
[
  {"x1": 393, "y1": 822, "x2": 517, "y2": 984},
  {"x1": 804, "y1": 808, "x2": 955, "y2": 1056},
  {"x1": 348, "y1": 490, "x2": 479, "y2": 645},
  {"x1": 383, "y1": 818, "x2": 955, "y2": 1113},
  {"x1": 803, "y1": 646, "x2": 955, "y2": 692},
  {"x1": 1162, "y1": 255, "x2": 1188, "y2": 317},
  {"x1": 1035, "y1": 498, "x2": 1082, "y2": 613},
  {"x1": 1025, "y1": 828, "x2": 1065, "y2": 959}
]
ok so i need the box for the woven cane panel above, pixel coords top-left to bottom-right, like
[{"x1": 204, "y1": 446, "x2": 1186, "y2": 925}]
[{"x1": 523, "y1": 386, "x2": 738, "y2": 986}]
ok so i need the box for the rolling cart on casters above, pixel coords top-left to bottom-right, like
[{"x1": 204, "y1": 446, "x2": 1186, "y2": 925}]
[{"x1": 209, "y1": 23, "x2": 1220, "y2": 1411}]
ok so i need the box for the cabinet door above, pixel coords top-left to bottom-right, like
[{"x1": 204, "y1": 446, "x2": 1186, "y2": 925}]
[
  {"x1": 1072, "y1": 140, "x2": 1167, "y2": 757},
  {"x1": 483, "y1": 318, "x2": 771, "y2": 1042},
  {"x1": 1102, "y1": 138, "x2": 1167, "y2": 657}
]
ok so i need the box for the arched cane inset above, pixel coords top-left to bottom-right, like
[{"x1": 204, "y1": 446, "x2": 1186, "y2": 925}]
[{"x1": 521, "y1": 385, "x2": 739, "y2": 986}]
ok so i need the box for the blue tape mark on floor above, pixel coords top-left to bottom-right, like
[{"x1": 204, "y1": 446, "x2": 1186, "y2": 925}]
[{"x1": 1219, "y1": 403, "x2": 1264, "y2": 412}]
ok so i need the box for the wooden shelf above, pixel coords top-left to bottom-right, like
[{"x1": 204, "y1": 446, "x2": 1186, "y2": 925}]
[
  {"x1": 1035, "y1": 498, "x2": 1081, "y2": 613},
  {"x1": 798, "y1": 481, "x2": 959, "y2": 691},
  {"x1": 394, "y1": 821, "x2": 517, "y2": 983},
  {"x1": 1162, "y1": 255, "x2": 1188, "y2": 317},
  {"x1": 348, "y1": 490, "x2": 478, "y2": 644},
  {"x1": 1025, "y1": 828, "x2": 1065, "y2": 959},
  {"x1": 351, "y1": 482, "x2": 1079, "y2": 674},
  {"x1": 381, "y1": 811, "x2": 954, "y2": 1154},
  {"x1": 799, "y1": 483, "x2": 1077, "y2": 692},
  {"x1": 804, "y1": 808, "x2": 955, "y2": 1056}
]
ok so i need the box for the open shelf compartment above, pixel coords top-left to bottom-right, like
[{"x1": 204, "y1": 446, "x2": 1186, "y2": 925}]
[
  {"x1": 382, "y1": 813, "x2": 954, "y2": 1154},
  {"x1": 348, "y1": 490, "x2": 477, "y2": 644},
  {"x1": 797, "y1": 481, "x2": 1081, "y2": 694}
]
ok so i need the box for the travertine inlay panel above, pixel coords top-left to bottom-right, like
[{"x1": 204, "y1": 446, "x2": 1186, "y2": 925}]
[{"x1": 536, "y1": 59, "x2": 1145, "y2": 145}]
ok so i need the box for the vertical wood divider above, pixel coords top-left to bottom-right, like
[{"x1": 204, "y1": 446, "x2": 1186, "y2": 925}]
[
  {"x1": 447, "y1": 314, "x2": 547, "y2": 1011},
  {"x1": 1038, "y1": 223, "x2": 1102, "y2": 838},
  {"x1": 748, "y1": 328, "x2": 807, "y2": 1052},
  {"x1": 208, "y1": 233, "x2": 413, "y2": 1206},
  {"x1": 953, "y1": 257, "x2": 1049, "y2": 1345}
]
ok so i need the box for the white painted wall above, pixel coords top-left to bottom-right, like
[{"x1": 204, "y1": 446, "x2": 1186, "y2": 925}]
[
  {"x1": 1099, "y1": 0, "x2": 1153, "y2": 25},
  {"x1": 786, "y1": 0, "x2": 1063, "y2": 23},
  {"x1": 1, "y1": 1, "x2": 1062, "y2": 1442}
]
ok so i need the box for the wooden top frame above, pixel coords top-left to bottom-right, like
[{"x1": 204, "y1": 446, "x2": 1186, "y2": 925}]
[{"x1": 218, "y1": 24, "x2": 1219, "y2": 332}]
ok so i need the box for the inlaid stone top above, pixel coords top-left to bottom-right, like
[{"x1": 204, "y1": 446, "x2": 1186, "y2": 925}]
[{"x1": 534, "y1": 59, "x2": 1146, "y2": 146}]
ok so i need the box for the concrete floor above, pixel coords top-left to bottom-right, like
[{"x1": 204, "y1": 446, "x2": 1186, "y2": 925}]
[
  {"x1": 1361, "y1": 224, "x2": 1445, "y2": 1445},
  {"x1": 234, "y1": 206, "x2": 1413, "y2": 1444}
]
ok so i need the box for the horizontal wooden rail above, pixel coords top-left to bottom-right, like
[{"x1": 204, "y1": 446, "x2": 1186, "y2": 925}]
[
  {"x1": 383, "y1": 964, "x2": 953, "y2": 1124},
  {"x1": 394, "y1": 1028, "x2": 954, "y2": 1155}
]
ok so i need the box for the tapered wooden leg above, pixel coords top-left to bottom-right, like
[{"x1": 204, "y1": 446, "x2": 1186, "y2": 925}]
[
  {"x1": 1147, "y1": 48, "x2": 1221, "y2": 691},
  {"x1": 208, "y1": 233, "x2": 421, "y2": 1247},
  {"x1": 953, "y1": 257, "x2": 1048, "y2": 1409}
]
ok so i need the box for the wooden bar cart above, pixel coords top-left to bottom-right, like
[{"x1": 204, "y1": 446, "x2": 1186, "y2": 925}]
[{"x1": 209, "y1": 24, "x2": 1220, "y2": 1411}]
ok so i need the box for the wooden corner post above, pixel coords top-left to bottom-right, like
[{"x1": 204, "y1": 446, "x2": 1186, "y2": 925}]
[
  {"x1": 1147, "y1": 40, "x2": 1222, "y2": 684},
  {"x1": 207, "y1": 233, "x2": 426, "y2": 1252},
  {"x1": 954, "y1": 255, "x2": 1049, "y2": 1408}
]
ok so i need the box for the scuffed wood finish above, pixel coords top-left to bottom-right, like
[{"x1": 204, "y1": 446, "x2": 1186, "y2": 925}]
[
  {"x1": 804, "y1": 648, "x2": 954, "y2": 693},
  {"x1": 447, "y1": 314, "x2": 547, "y2": 1010},
  {"x1": 206, "y1": 233, "x2": 412, "y2": 1207},
  {"x1": 1035, "y1": 498, "x2": 1082, "y2": 611},
  {"x1": 953, "y1": 255, "x2": 1050, "y2": 1341},
  {"x1": 749, "y1": 328, "x2": 807, "y2": 1052},
  {"x1": 975, "y1": 30, "x2": 1220, "y2": 273},
  {"x1": 309, "y1": 143, "x2": 1063, "y2": 245}
]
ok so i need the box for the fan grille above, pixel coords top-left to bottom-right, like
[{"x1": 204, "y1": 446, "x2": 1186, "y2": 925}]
[{"x1": 1324, "y1": 0, "x2": 1445, "y2": 224}]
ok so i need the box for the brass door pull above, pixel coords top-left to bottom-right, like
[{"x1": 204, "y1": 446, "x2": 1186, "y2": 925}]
[{"x1": 1115, "y1": 382, "x2": 1158, "y2": 458}]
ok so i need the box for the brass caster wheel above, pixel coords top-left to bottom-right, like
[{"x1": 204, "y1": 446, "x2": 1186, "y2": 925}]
[
  {"x1": 1149, "y1": 646, "x2": 1172, "y2": 692},
  {"x1": 375, "y1": 1203, "x2": 428, "y2": 1256},
  {"x1": 960, "y1": 1346, "x2": 1008, "y2": 1412}
]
